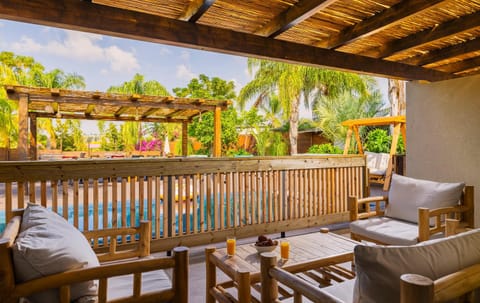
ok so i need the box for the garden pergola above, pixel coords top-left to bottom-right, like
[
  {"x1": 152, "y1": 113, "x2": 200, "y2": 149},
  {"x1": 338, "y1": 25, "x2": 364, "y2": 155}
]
[{"x1": 4, "y1": 85, "x2": 231, "y2": 160}]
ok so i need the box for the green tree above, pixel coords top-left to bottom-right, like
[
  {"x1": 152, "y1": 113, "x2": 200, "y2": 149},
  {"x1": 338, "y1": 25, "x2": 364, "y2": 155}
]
[
  {"x1": 108, "y1": 73, "x2": 170, "y2": 151},
  {"x1": 238, "y1": 59, "x2": 368, "y2": 155},
  {"x1": 173, "y1": 75, "x2": 238, "y2": 155},
  {"x1": 314, "y1": 89, "x2": 388, "y2": 147},
  {"x1": 55, "y1": 120, "x2": 85, "y2": 151}
]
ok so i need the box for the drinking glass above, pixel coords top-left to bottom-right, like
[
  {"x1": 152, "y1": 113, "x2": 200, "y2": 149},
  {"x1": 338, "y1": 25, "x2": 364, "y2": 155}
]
[
  {"x1": 226, "y1": 236, "x2": 236, "y2": 257},
  {"x1": 280, "y1": 240, "x2": 290, "y2": 261}
]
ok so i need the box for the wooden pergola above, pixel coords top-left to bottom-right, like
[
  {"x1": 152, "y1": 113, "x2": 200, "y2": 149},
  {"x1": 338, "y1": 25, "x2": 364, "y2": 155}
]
[{"x1": 5, "y1": 85, "x2": 231, "y2": 160}]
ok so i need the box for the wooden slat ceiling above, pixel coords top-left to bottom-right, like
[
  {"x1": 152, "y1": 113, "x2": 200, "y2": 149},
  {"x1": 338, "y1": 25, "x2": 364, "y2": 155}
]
[
  {"x1": 5, "y1": 85, "x2": 230, "y2": 123},
  {"x1": 1, "y1": 0, "x2": 479, "y2": 82}
]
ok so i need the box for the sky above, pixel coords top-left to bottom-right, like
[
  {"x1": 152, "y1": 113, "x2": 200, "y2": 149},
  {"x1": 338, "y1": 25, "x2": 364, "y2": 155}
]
[{"x1": 0, "y1": 20, "x2": 389, "y2": 134}]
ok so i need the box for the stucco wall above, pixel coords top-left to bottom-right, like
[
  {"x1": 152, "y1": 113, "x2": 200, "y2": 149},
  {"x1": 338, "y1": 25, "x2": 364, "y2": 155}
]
[{"x1": 406, "y1": 74, "x2": 480, "y2": 226}]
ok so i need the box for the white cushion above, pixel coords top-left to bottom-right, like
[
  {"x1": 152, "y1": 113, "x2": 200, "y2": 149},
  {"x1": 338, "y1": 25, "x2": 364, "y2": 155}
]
[
  {"x1": 364, "y1": 152, "x2": 378, "y2": 171},
  {"x1": 107, "y1": 269, "x2": 171, "y2": 301},
  {"x1": 385, "y1": 174, "x2": 464, "y2": 223},
  {"x1": 350, "y1": 217, "x2": 420, "y2": 245},
  {"x1": 13, "y1": 204, "x2": 99, "y2": 303},
  {"x1": 353, "y1": 228, "x2": 480, "y2": 303}
]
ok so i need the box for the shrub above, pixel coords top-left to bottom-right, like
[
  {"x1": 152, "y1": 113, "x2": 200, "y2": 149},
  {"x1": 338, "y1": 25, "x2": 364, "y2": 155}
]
[
  {"x1": 364, "y1": 129, "x2": 391, "y2": 153},
  {"x1": 307, "y1": 143, "x2": 342, "y2": 154}
]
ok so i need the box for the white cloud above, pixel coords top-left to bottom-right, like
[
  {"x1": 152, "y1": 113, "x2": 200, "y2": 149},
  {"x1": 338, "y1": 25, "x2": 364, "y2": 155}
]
[
  {"x1": 11, "y1": 30, "x2": 139, "y2": 73},
  {"x1": 180, "y1": 50, "x2": 190, "y2": 61},
  {"x1": 0, "y1": 22, "x2": 4, "y2": 28},
  {"x1": 158, "y1": 46, "x2": 172, "y2": 56},
  {"x1": 176, "y1": 64, "x2": 196, "y2": 80}
]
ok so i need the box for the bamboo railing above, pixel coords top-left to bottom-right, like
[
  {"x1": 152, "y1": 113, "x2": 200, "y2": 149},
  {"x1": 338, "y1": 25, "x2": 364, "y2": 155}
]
[{"x1": 0, "y1": 155, "x2": 366, "y2": 252}]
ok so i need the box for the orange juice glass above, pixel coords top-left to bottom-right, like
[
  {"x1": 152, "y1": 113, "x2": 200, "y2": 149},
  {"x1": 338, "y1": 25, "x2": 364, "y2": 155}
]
[
  {"x1": 280, "y1": 240, "x2": 290, "y2": 260},
  {"x1": 226, "y1": 236, "x2": 236, "y2": 256}
]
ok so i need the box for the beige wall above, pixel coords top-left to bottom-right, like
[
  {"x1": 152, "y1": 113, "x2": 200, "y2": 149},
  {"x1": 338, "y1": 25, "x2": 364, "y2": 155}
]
[{"x1": 406, "y1": 74, "x2": 480, "y2": 226}]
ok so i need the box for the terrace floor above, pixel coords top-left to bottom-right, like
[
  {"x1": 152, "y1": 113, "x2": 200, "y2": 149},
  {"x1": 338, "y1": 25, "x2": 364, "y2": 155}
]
[{"x1": 179, "y1": 184, "x2": 386, "y2": 302}]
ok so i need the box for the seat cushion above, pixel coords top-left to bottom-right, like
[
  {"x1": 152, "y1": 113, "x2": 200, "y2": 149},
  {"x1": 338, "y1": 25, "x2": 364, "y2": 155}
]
[
  {"x1": 13, "y1": 204, "x2": 99, "y2": 303},
  {"x1": 385, "y1": 174, "x2": 464, "y2": 223},
  {"x1": 350, "y1": 217, "x2": 420, "y2": 245},
  {"x1": 353, "y1": 228, "x2": 480, "y2": 303},
  {"x1": 107, "y1": 269, "x2": 172, "y2": 301}
]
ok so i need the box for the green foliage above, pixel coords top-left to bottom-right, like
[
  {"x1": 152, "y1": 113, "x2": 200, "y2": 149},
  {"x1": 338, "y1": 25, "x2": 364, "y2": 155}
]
[
  {"x1": 364, "y1": 129, "x2": 405, "y2": 154},
  {"x1": 307, "y1": 143, "x2": 342, "y2": 154},
  {"x1": 364, "y1": 129, "x2": 391, "y2": 153},
  {"x1": 54, "y1": 120, "x2": 85, "y2": 151},
  {"x1": 252, "y1": 130, "x2": 288, "y2": 156},
  {"x1": 226, "y1": 148, "x2": 251, "y2": 157},
  {"x1": 101, "y1": 123, "x2": 123, "y2": 151},
  {"x1": 314, "y1": 88, "x2": 388, "y2": 147},
  {"x1": 173, "y1": 74, "x2": 236, "y2": 100},
  {"x1": 174, "y1": 75, "x2": 238, "y2": 155}
]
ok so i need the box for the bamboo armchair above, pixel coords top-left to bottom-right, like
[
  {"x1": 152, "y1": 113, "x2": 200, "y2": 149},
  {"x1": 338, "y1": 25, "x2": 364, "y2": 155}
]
[
  {"x1": 260, "y1": 220, "x2": 480, "y2": 303},
  {"x1": 349, "y1": 185, "x2": 474, "y2": 245},
  {"x1": 0, "y1": 209, "x2": 189, "y2": 303}
]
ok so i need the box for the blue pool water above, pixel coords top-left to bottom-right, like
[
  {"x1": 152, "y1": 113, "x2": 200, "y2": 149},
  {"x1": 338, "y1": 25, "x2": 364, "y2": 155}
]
[{"x1": 0, "y1": 195, "x2": 274, "y2": 234}]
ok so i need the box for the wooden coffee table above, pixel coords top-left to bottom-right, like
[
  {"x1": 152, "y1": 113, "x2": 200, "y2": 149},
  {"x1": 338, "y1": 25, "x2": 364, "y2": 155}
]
[{"x1": 205, "y1": 229, "x2": 359, "y2": 303}]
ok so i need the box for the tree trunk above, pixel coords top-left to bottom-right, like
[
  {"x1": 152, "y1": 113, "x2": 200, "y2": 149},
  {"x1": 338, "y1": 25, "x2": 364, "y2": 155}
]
[
  {"x1": 289, "y1": 96, "x2": 300, "y2": 155},
  {"x1": 388, "y1": 79, "x2": 406, "y2": 116}
]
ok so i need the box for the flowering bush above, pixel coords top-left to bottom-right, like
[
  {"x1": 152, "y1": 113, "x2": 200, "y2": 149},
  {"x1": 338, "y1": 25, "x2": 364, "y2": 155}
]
[{"x1": 136, "y1": 139, "x2": 162, "y2": 151}]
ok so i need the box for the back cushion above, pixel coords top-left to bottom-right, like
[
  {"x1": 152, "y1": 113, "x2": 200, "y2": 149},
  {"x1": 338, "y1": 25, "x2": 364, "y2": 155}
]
[
  {"x1": 385, "y1": 174, "x2": 464, "y2": 223},
  {"x1": 13, "y1": 204, "x2": 99, "y2": 303},
  {"x1": 353, "y1": 229, "x2": 480, "y2": 303}
]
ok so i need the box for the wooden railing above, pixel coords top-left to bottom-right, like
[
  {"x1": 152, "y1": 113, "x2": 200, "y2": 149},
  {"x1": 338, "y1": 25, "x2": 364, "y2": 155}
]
[{"x1": 0, "y1": 155, "x2": 366, "y2": 252}]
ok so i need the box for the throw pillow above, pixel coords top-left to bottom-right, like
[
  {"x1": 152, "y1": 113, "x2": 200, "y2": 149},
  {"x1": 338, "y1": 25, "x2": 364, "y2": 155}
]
[
  {"x1": 13, "y1": 203, "x2": 99, "y2": 303},
  {"x1": 353, "y1": 228, "x2": 480, "y2": 303},
  {"x1": 385, "y1": 174, "x2": 464, "y2": 223}
]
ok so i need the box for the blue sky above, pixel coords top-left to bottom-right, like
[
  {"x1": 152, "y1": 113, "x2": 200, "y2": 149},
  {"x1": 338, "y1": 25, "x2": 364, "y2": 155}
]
[{"x1": 0, "y1": 20, "x2": 388, "y2": 133}]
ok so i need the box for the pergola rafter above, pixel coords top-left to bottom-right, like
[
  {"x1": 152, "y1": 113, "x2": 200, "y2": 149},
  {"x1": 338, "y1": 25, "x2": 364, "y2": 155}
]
[{"x1": 5, "y1": 85, "x2": 230, "y2": 160}]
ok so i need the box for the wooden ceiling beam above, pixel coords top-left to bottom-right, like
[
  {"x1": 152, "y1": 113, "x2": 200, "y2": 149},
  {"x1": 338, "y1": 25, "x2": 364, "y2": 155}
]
[
  {"x1": 141, "y1": 108, "x2": 159, "y2": 118},
  {"x1": 179, "y1": 0, "x2": 215, "y2": 23},
  {"x1": 255, "y1": 0, "x2": 338, "y2": 38},
  {"x1": 434, "y1": 55, "x2": 480, "y2": 74},
  {"x1": 0, "y1": 0, "x2": 453, "y2": 81},
  {"x1": 401, "y1": 38, "x2": 480, "y2": 66},
  {"x1": 85, "y1": 104, "x2": 96, "y2": 115},
  {"x1": 367, "y1": 11, "x2": 480, "y2": 59},
  {"x1": 325, "y1": 0, "x2": 446, "y2": 49},
  {"x1": 114, "y1": 106, "x2": 128, "y2": 117}
]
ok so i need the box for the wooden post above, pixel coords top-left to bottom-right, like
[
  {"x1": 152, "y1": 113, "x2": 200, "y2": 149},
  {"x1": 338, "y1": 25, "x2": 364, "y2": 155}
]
[
  {"x1": 205, "y1": 247, "x2": 216, "y2": 303},
  {"x1": 139, "y1": 220, "x2": 151, "y2": 257},
  {"x1": 29, "y1": 113, "x2": 37, "y2": 160},
  {"x1": 261, "y1": 252, "x2": 278, "y2": 303},
  {"x1": 18, "y1": 93, "x2": 29, "y2": 160},
  {"x1": 418, "y1": 208, "x2": 431, "y2": 242},
  {"x1": 383, "y1": 122, "x2": 401, "y2": 190},
  {"x1": 464, "y1": 186, "x2": 475, "y2": 228},
  {"x1": 237, "y1": 269, "x2": 251, "y2": 303},
  {"x1": 173, "y1": 246, "x2": 189, "y2": 303},
  {"x1": 0, "y1": 239, "x2": 16, "y2": 303},
  {"x1": 353, "y1": 126, "x2": 363, "y2": 154},
  {"x1": 182, "y1": 121, "x2": 188, "y2": 157},
  {"x1": 400, "y1": 122, "x2": 407, "y2": 150},
  {"x1": 213, "y1": 106, "x2": 221, "y2": 157},
  {"x1": 400, "y1": 274, "x2": 434, "y2": 303},
  {"x1": 343, "y1": 128, "x2": 353, "y2": 155},
  {"x1": 445, "y1": 219, "x2": 459, "y2": 237}
]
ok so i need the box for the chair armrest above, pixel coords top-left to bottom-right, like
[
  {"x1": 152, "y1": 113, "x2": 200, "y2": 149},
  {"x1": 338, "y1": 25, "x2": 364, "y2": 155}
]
[
  {"x1": 348, "y1": 196, "x2": 388, "y2": 221},
  {"x1": 400, "y1": 263, "x2": 480, "y2": 303},
  {"x1": 83, "y1": 221, "x2": 151, "y2": 262},
  {"x1": 417, "y1": 206, "x2": 470, "y2": 242},
  {"x1": 13, "y1": 246, "x2": 188, "y2": 301}
]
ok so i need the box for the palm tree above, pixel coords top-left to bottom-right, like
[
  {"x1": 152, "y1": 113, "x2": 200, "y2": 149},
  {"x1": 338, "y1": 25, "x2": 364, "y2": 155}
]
[
  {"x1": 238, "y1": 59, "x2": 368, "y2": 154},
  {"x1": 107, "y1": 74, "x2": 170, "y2": 151},
  {"x1": 314, "y1": 89, "x2": 388, "y2": 147}
]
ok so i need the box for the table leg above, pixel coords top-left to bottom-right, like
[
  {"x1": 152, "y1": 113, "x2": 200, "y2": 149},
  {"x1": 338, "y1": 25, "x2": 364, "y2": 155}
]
[
  {"x1": 205, "y1": 247, "x2": 217, "y2": 303},
  {"x1": 237, "y1": 270, "x2": 251, "y2": 303}
]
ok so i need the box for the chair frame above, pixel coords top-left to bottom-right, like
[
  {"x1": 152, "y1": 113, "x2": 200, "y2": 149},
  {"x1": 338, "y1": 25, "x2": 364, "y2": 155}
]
[
  {"x1": 348, "y1": 185, "x2": 474, "y2": 244},
  {"x1": 0, "y1": 209, "x2": 189, "y2": 303}
]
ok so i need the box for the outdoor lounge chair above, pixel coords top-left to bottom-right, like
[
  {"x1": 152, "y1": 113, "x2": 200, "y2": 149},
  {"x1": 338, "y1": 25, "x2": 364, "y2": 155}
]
[
  {"x1": 0, "y1": 204, "x2": 189, "y2": 303},
  {"x1": 348, "y1": 173, "x2": 474, "y2": 245},
  {"x1": 364, "y1": 151, "x2": 390, "y2": 185},
  {"x1": 259, "y1": 221, "x2": 480, "y2": 303}
]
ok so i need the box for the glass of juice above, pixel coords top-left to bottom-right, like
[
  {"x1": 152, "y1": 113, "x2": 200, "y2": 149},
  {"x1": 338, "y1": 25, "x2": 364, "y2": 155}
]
[
  {"x1": 280, "y1": 240, "x2": 290, "y2": 261},
  {"x1": 226, "y1": 236, "x2": 236, "y2": 257}
]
